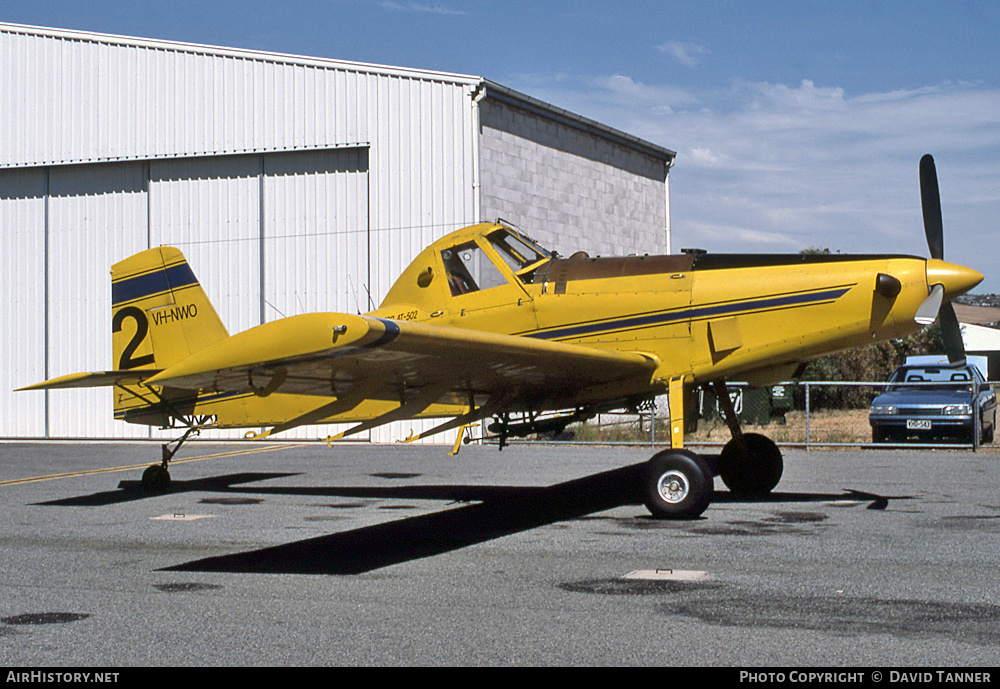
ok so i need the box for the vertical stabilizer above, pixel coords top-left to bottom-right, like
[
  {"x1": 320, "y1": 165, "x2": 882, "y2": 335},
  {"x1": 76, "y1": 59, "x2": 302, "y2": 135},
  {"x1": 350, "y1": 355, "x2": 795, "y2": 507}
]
[{"x1": 111, "y1": 247, "x2": 228, "y2": 421}]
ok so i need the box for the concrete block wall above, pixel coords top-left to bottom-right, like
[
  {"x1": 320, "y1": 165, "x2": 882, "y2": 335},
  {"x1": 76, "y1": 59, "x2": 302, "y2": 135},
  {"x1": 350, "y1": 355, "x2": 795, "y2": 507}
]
[{"x1": 478, "y1": 98, "x2": 668, "y2": 259}]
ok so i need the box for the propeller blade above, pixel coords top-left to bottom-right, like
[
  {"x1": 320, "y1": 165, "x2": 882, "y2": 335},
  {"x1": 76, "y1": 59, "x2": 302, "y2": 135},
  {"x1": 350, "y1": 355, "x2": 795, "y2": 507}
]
[
  {"x1": 918, "y1": 156, "x2": 969, "y2": 365},
  {"x1": 915, "y1": 284, "x2": 944, "y2": 325},
  {"x1": 938, "y1": 302, "x2": 967, "y2": 365},
  {"x1": 920, "y1": 154, "x2": 944, "y2": 260}
]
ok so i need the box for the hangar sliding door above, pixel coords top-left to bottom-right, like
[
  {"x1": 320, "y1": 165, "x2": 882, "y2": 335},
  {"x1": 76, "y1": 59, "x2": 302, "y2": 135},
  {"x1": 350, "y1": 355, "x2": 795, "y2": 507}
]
[
  {"x1": 2, "y1": 147, "x2": 370, "y2": 439},
  {"x1": 262, "y1": 148, "x2": 370, "y2": 319},
  {"x1": 148, "y1": 148, "x2": 371, "y2": 440},
  {"x1": 149, "y1": 148, "x2": 370, "y2": 331},
  {"x1": 148, "y1": 155, "x2": 264, "y2": 337},
  {"x1": 261, "y1": 148, "x2": 371, "y2": 439},
  {"x1": 2, "y1": 164, "x2": 150, "y2": 438},
  {"x1": 45, "y1": 163, "x2": 150, "y2": 437},
  {"x1": 0, "y1": 169, "x2": 49, "y2": 437}
]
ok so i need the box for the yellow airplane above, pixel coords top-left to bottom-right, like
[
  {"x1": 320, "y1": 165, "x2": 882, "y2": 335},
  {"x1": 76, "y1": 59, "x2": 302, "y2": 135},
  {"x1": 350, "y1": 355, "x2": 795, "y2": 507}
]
[{"x1": 20, "y1": 155, "x2": 983, "y2": 519}]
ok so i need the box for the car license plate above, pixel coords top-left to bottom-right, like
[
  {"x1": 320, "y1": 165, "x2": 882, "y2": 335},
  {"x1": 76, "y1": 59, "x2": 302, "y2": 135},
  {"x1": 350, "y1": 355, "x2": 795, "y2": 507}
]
[{"x1": 906, "y1": 419, "x2": 932, "y2": 430}]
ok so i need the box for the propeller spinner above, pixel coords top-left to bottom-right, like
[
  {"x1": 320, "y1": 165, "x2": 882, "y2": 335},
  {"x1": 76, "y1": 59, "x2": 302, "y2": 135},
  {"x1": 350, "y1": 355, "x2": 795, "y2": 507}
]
[{"x1": 916, "y1": 154, "x2": 983, "y2": 364}]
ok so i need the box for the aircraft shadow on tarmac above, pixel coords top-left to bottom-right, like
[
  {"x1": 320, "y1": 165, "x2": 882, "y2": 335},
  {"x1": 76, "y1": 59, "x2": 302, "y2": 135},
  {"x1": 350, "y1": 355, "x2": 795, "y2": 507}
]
[
  {"x1": 34, "y1": 461, "x2": 900, "y2": 575},
  {"x1": 159, "y1": 464, "x2": 899, "y2": 576},
  {"x1": 34, "y1": 473, "x2": 302, "y2": 507}
]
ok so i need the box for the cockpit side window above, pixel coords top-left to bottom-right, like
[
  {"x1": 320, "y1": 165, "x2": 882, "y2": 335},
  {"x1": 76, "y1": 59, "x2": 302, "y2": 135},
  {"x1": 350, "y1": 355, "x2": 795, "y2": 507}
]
[{"x1": 441, "y1": 241, "x2": 508, "y2": 296}]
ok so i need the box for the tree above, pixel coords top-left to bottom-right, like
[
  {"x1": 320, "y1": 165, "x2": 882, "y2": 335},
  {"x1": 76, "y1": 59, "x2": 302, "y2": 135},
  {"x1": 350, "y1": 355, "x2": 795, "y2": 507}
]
[
  {"x1": 794, "y1": 247, "x2": 947, "y2": 406},
  {"x1": 800, "y1": 322, "x2": 945, "y2": 381}
]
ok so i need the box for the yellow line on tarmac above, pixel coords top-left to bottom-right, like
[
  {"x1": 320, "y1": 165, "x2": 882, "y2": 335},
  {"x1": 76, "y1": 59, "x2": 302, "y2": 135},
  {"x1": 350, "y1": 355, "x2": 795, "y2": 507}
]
[{"x1": 0, "y1": 443, "x2": 295, "y2": 487}]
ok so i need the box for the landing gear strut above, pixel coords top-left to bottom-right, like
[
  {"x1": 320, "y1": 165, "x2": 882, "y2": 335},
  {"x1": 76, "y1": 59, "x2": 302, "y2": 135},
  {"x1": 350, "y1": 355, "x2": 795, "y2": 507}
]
[
  {"x1": 711, "y1": 380, "x2": 783, "y2": 497},
  {"x1": 640, "y1": 378, "x2": 783, "y2": 519},
  {"x1": 140, "y1": 426, "x2": 199, "y2": 492},
  {"x1": 640, "y1": 377, "x2": 714, "y2": 519}
]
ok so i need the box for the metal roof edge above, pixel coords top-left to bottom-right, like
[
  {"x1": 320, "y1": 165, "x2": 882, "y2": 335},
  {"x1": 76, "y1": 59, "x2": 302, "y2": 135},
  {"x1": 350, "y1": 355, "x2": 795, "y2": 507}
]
[
  {"x1": 0, "y1": 141, "x2": 372, "y2": 171},
  {"x1": 0, "y1": 21, "x2": 483, "y2": 85},
  {"x1": 478, "y1": 79, "x2": 676, "y2": 163},
  {"x1": 1, "y1": 23, "x2": 674, "y2": 164}
]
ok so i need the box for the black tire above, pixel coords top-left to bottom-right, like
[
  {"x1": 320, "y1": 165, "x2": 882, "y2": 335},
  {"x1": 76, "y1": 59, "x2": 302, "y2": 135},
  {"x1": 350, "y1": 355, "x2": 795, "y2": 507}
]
[
  {"x1": 642, "y1": 450, "x2": 714, "y2": 519},
  {"x1": 141, "y1": 464, "x2": 171, "y2": 492},
  {"x1": 718, "y1": 433, "x2": 783, "y2": 497}
]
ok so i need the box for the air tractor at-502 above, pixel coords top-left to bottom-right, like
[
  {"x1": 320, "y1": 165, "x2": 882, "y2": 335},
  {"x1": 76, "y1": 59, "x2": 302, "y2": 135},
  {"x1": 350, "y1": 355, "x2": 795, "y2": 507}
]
[{"x1": 22, "y1": 156, "x2": 982, "y2": 520}]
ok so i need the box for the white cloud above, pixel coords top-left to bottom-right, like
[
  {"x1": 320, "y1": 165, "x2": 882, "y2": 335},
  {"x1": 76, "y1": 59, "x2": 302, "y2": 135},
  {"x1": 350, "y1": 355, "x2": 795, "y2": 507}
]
[
  {"x1": 505, "y1": 73, "x2": 1000, "y2": 290},
  {"x1": 508, "y1": 72, "x2": 699, "y2": 121},
  {"x1": 378, "y1": 2, "x2": 465, "y2": 15},
  {"x1": 590, "y1": 74, "x2": 698, "y2": 108},
  {"x1": 687, "y1": 147, "x2": 730, "y2": 168},
  {"x1": 681, "y1": 220, "x2": 800, "y2": 248},
  {"x1": 657, "y1": 41, "x2": 709, "y2": 68},
  {"x1": 746, "y1": 79, "x2": 848, "y2": 112}
]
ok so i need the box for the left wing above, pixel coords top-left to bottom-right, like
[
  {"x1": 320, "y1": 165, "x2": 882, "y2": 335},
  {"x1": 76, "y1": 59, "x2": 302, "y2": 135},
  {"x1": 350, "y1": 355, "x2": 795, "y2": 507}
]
[{"x1": 139, "y1": 313, "x2": 659, "y2": 438}]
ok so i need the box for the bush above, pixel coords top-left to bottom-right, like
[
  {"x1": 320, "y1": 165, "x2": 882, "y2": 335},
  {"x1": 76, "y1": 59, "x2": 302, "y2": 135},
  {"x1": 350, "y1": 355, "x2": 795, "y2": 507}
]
[{"x1": 796, "y1": 323, "x2": 946, "y2": 409}]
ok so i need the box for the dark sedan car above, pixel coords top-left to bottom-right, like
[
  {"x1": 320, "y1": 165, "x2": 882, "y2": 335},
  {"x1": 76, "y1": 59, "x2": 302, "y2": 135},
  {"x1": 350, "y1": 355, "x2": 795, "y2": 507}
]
[{"x1": 869, "y1": 362, "x2": 996, "y2": 444}]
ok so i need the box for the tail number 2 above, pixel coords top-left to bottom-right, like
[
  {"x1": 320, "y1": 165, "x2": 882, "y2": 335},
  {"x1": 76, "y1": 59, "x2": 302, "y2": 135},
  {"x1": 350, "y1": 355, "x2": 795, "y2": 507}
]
[{"x1": 113, "y1": 307, "x2": 156, "y2": 370}]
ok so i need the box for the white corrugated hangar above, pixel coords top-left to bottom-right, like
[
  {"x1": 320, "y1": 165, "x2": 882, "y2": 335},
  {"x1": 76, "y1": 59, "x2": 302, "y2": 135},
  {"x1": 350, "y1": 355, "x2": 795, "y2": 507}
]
[{"x1": 0, "y1": 23, "x2": 676, "y2": 442}]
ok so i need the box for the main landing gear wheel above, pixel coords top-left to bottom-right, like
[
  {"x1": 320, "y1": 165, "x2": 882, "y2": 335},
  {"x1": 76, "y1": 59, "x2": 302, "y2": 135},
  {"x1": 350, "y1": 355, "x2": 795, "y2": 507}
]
[
  {"x1": 141, "y1": 464, "x2": 171, "y2": 492},
  {"x1": 642, "y1": 449, "x2": 714, "y2": 519},
  {"x1": 718, "y1": 432, "x2": 783, "y2": 497}
]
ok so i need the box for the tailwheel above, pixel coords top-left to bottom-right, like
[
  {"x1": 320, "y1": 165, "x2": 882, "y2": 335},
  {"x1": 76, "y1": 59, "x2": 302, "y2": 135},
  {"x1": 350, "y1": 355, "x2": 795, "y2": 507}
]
[
  {"x1": 642, "y1": 449, "x2": 714, "y2": 519},
  {"x1": 718, "y1": 432, "x2": 783, "y2": 497},
  {"x1": 141, "y1": 463, "x2": 171, "y2": 492},
  {"x1": 139, "y1": 425, "x2": 199, "y2": 492}
]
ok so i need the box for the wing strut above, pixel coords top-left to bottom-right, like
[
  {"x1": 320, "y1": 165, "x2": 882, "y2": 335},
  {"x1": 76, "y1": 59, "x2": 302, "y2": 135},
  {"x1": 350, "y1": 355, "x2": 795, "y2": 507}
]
[
  {"x1": 398, "y1": 394, "x2": 510, "y2": 445},
  {"x1": 246, "y1": 380, "x2": 381, "y2": 440},
  {"x1": 323, "y1": 384, "x2": 452, "y2": 444}
]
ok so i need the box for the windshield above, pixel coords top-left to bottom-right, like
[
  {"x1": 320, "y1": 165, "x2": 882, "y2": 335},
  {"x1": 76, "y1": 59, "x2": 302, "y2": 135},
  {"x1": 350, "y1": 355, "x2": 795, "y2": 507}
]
[
  {"x1": 887, "y1": 367, "x2": 975, "y2": 392},
  {"x1": 486, "y1": 229, "x2": 551, "y2": 272}
]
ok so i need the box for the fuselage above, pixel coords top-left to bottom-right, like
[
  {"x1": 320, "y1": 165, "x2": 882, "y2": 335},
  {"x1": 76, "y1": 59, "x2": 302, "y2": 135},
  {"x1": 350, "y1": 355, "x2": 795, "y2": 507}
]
[
  {"x1": 105, "y1": 222, "x2": 982, "y2": 430},
  {"x1": 370, "y1": 223, "x2": 980, "y2": 405}
]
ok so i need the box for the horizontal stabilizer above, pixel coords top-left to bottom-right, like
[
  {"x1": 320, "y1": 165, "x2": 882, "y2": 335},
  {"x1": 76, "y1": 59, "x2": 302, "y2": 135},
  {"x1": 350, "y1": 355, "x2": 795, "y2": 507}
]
[{"x1": 17, "y1": 370, "x2": 161, "y2": 391}]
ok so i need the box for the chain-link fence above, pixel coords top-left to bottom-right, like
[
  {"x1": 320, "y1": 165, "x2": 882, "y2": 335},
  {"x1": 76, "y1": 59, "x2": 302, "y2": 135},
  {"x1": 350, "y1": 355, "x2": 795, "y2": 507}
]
[{"x1": 551, "y1": 381, "x2": 997, "y2": 450}]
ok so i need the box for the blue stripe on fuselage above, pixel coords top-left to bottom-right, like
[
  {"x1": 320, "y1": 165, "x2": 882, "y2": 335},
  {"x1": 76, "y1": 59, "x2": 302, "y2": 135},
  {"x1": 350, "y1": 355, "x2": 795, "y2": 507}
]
[{"x1": 527, "y1": 287, "x2": 852, "y2": 341}]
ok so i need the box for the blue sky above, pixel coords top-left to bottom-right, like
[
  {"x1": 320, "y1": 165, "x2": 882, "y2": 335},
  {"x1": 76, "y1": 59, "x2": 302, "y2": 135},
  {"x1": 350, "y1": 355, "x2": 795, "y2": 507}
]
[{"x1": 4, "y1": 1, "x2": 999, "y2": 291}]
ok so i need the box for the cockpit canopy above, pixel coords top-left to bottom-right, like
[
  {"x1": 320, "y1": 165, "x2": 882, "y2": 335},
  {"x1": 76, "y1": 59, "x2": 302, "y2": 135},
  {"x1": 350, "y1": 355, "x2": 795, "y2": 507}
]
[
  {"x1": 439, "y1": 227, "x2": 552, "y2": 296},
  {"x1": 377, "y1": 223, "x2": 554, "y2": 312}
]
